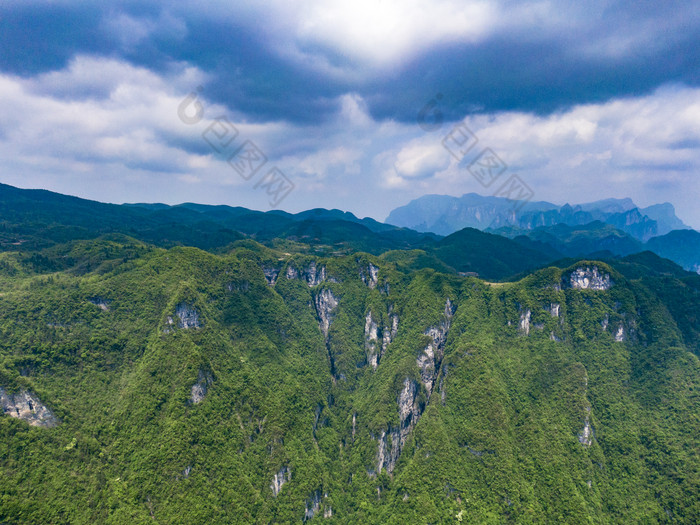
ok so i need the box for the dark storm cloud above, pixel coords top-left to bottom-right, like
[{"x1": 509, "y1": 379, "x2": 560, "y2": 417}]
[{"x1": 2, "y1": 1, "x2": 699, "y2": 124}]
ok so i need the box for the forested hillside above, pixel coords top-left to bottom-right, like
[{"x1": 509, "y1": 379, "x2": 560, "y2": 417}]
[{"x1": 0, "y1": 231, "x2": 698, "y2": 523}]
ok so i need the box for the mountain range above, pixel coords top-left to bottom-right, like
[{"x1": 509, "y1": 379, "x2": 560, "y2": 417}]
[
  {"x1": 386, "y1": 193, "x2": 700, "y2": 273},
  {"x1": 386, "y1": 193, "x2": 690, "y2": 240},
  {"x1": 1, "y1": 183, "x2": 699, "y2": 523}
]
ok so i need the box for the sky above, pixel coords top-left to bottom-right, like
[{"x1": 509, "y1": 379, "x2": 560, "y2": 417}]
[{"x1": 1, "y1": 0, "x2": 700, "y2": 227}]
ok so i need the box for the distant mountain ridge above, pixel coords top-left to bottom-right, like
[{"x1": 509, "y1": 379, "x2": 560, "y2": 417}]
[
  {"x1": 386, "y1": 193, "x2": 691, "y2": 241},
  {"x1": 1, "y1": 182, "x2": 699, "y2": 277}
]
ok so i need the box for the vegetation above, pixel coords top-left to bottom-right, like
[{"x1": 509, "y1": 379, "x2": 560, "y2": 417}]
[{"x1": 0, "y1": 185, "x2": 698, "y2": 523}]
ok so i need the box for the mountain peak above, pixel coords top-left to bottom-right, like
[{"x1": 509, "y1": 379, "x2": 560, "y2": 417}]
[{"x1": 386, "y1": 193, "x2": 688, "y2": 242}]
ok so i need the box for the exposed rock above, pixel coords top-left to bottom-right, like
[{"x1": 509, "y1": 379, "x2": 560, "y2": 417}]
[
  {"x1": 519, "y1": 309, "x2": 531, "y2": 336},
  {"x1": 0, "y1": 388, "x2": 58, "y2": 427},
  {"x1": 314, "y1": 289, "x2": 338, "y2": 338},
  {"x1": 376, "y1": 377, "x2": 422, "y2": 474},
  {"x1": 304, "y1": 490, "x2": 322, "y2": 521},
  {"x1": 579, "y1": 407, "x2": 594, "y2": 447},
  {"x1": 365, "y1": 311, "x2": 380, "y2": 369},
  {"x1": 383, "y1": 315, "x2": 399, "y2": 355},
  {"x1": 183, "y1": 465, "x2": 192, "y2": 478},
  {"x1": 262, "y1": 267, "x2": 280, "y2": 285},
  {"x1": 88, "y1": 297, "x2": 110, "y2": 311},
  {"x1": 271, "y1": 466, "x2": 291, "y2": 497},
  {"x1": 615, "y1": 324, "x2": 625, "y2": 342},
  {"x1": 438, "y1": 364, "x2": 449, "y2": 405},
  {"x1": 601, "y1": 314, "x2": 609, "y2": 331},
  {"x1": 550, "y1": 332, "x2": 562, "y2": 342},
  {"x1": 175, "y1": 303, "x2": 200, "y2": 329},
  {"x1": 286, "y1": 262, "x2": 326, "y2": 286},
  {"x1": 286, "y1": 266, "x2": 299, "y2": 280},
  {"x1": 548, "y1": 303, "x2": 560, "y2": 317},
  {"x1": 364, "y1": 311, "x2": 399, "y2": 370},
  {"x1": 578, "y1": 370, "x2": 594, "y2": 447},
  {"x1": 360, "y1": 263, "x2": 379, "y2": 289},
  {"x1": 189, "y1": 370, "x2": 213, "y2": 404},
  {"x1": 567, "y1": 267, "x2": 613, "y2": 291},
  {"x1": 416, "y1": 299, "x2": 454, "y2": 395},
  {"x1": 314, "y1": 288, "x2": 339, "y2": 378},
  {"x1": 303, "y1": 262, "x2": 326, "y2": 287}
]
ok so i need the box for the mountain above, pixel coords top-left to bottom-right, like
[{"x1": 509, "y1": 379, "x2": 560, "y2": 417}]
[
  {"x1": 0, "y1": 183, "x2": 563, "y2": 280},
  {"x1": 0, "y1": 238, "x2": 699, "y2": 523},
  {"x1": 1, "y1": 184, "x2": 699, "y2": 522},
  {"x1": 646, "y1": 229, "x2": 700, "y2": 273},
  {"x1": 493, "y1": 221, "x2": 643, "y2": 258},
  {"x1": 386, "y1": 193, "x2": 690, "y2": 242},
  {"x1": 641, "y1": 203, "x2": 691, "y2": 235},
  {"x1": 430, "y1": 227, "x2": 556, "y2": 279},
  {"x1": 0, "y1": 183, "x2": 435, "y2": 256}
]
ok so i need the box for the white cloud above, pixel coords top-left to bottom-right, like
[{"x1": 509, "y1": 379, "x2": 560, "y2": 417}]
[
  {"x1": 2, "y1": 53, "x2": 700, "y2": 227},
  {"x1": 393, "y1": 139, "x2": 451, "y2": 179}
]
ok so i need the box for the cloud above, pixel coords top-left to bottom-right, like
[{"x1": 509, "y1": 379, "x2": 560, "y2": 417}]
[
  {"x1": 393, "y1": 139, "x2": 451, "y2": 181},
  {"x1": 1, "y1": 2, "x2": 700, "y2": 227},
  {"x1": 2, "y1": 1, "x2": 700, "y2": 125},
  {"x1": 381, "y1": 84, "x2": 700, "y2": 226}
]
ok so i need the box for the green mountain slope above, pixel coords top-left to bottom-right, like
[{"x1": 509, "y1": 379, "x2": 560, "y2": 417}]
[
  {"x1": 0, "y1": 183, "x2": 564, "y2": 280},
  {"x1": 431, "y1": 227, "x2": 556, "y2": 279},
  {"x1": 0, "y1": 236, "x2": 698, "y2": 523},
  {"x1": 646, "y1": 230, "x2": 700, "y2": 273}
]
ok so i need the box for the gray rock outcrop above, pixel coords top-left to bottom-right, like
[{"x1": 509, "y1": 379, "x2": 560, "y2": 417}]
[
  {"x1": 568, "y1": 267, "x2": 613, "y2": 290},
  {"x1": 0, "y1": 388, "x2": 58, "y2": 427},
  {"x1": 518, "y1": 309, "x2": 531, "y2": 336},
  {"x1": 271, "y1": 466, "x2": 291, "y2": 497},
  {"x1": 189, "y1": 370, "x2": 213, "y2": 404},
  {"x1": 416, "y1": 299, "x2": 455, "y2": 395},
  {"x1": 360, "y1": 263, "x2": 379, "y2": 289}
]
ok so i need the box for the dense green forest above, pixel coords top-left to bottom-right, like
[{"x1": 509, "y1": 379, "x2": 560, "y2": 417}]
[{"x1": 0, "y1": 186, "x2": 699, "y2": 523}]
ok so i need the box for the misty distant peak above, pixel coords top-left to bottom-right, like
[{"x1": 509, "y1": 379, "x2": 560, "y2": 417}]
[{"x1": 386, "y1": 193, "x2": 688, "y2": 241}]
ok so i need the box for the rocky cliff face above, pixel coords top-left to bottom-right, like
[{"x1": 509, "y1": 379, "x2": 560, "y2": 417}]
[
  {"x1": 286, "y1": 262, "x2": 327, "y2": 286},
  {"x1": 376, "y1": 378, "x2": 422, "y2": 474},
  {"x1": 262, "y1": 266, "x2": 280, "y2": 285},
  {"x1": 189, "y1": 370, "x2": 213, "y2": 404},
  {"x1": 0, "y1": 388, "x2": 58, "y2": 427},
  {"x1": 360, "y1": 263, "x2": 379, "y2": 289},
  {"x1": 88, "y1": 296, "x2": 110, "y2": 311},
  {"x1": 518, "y1": 309, "x2": 531, "y2": 336},
  {"x1": 364, "y1": 309, "x2": 399, "y2": 370},
  {"x1": 376, "y1": 299, "x2": 454, "y2": 474},
  {"x1": 364, "y1": 311, "x2": 380, "y2": 370},
  {"x1": 416, "y1": 299, "x2": 455, "y2": 395},
  {"x1": 314, "y1": 288, "x2": 338, "y2": 338},
  {"x1": 271, "y1": 466, "x2": 291, "y2": 497},
  {"x1": 567, "y1": 267, "x2": 613, "y2": 290},
  {"x1": 314, "y1": 287, "x2": 340, "y2": 378}
]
